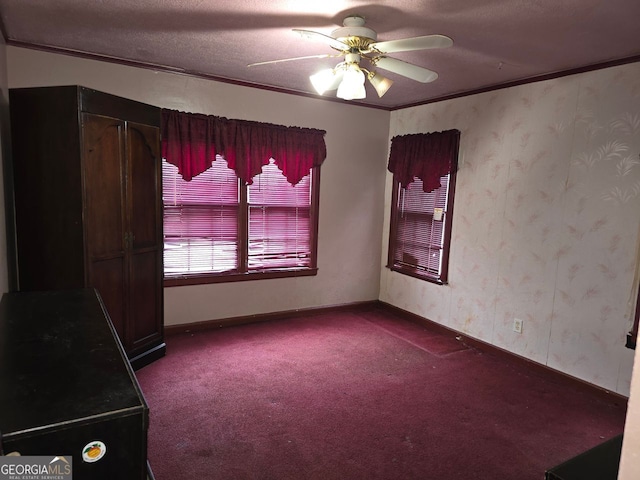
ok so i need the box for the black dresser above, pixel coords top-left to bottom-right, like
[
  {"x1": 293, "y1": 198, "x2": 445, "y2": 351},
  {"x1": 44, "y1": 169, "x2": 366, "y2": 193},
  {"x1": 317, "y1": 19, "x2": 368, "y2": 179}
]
[
  {"x1": 545, "y1": 434, "x2": 623, "y2": 480},
  {"x1": 0, "y1": 289, "x2": 150, "y2": 479}
]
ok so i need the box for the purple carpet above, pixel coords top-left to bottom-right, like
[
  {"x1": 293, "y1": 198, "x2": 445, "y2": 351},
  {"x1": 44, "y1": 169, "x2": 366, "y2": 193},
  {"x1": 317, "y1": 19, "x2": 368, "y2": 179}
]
[{"x1": 136, "y1": 306, "x2": 626, "y2": 479}]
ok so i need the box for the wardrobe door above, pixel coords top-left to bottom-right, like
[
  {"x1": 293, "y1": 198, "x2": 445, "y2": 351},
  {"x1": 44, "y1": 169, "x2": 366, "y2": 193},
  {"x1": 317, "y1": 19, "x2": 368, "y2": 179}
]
[
  {"x1": 126, "y1": 122, "x2": 163, "y2": 355},
  {"x1": 81, "y1": 113, "x2": 128, "y2": 344}
]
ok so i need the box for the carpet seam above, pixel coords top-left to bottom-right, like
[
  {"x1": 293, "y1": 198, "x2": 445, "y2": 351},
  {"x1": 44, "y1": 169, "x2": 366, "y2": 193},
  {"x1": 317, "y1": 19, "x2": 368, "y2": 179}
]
[{"x1": 353, "y1": 312, "x2": 472, "y2": 358}]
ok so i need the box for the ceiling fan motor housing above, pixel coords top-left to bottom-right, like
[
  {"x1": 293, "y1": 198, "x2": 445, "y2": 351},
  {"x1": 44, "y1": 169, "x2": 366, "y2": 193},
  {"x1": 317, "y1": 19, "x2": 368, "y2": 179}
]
[{"x1": 332, "y1": 15, "x2": 377, "y2": 46}]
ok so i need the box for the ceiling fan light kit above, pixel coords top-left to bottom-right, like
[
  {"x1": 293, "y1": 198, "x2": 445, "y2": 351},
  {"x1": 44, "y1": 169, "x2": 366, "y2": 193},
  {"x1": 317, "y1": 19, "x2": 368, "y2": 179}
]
[
  {"x1": 310, "y1": 68, "x2": 343, "y2": 95},
  {"x1": 368, "y1": 71, "x2": 394, "y2": 98},
  {"x1": 336, "y1": 64, "x2": 366, "y2": 100},
  {"x1": 250, "y1": 15, "x2": 452, "y2": 102}
]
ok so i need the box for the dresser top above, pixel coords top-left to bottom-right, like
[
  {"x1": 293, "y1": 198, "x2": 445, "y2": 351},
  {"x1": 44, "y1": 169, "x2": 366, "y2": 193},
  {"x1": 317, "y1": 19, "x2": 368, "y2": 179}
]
[{"x1": 0, "y1": 289, "x2": 147, "y2": 439}]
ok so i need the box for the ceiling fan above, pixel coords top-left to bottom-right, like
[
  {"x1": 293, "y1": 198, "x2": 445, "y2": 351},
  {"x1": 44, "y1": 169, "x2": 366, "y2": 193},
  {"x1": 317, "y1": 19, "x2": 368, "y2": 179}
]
[{"x1": 248, "y1": 15, "x2": 453, "y2": 101}]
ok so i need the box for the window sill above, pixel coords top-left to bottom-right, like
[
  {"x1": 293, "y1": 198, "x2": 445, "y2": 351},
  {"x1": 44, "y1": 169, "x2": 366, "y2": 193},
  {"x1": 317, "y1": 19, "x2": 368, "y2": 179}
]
[
  {"x1": 164, "y1": 267, "x2": 318, "y2": 287},
  {"x1": 387, "y1": 264, "x2": 445, "y2": 285}
]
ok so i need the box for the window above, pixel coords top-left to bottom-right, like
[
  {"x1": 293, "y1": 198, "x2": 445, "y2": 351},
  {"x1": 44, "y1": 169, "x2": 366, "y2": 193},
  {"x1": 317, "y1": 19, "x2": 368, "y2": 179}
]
[
  {"x1": 163, "y1": 156, "x2": 319, "y2": 285},
  {"x1": 386, "y1": 129, "x2": 460, "y2": 285},
  {"x1": 160, "y1": 108, "x2": 326, "y2": 286},
  {"x1": 387, "y1": 171, "x2": 456, "y2": 284}
]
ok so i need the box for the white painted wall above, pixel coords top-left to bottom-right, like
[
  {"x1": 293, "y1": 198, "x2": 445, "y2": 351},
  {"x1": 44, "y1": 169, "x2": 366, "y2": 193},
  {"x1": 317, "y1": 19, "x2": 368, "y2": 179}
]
[
  {"x1": 381, "y1": 62, "x2": 640, "y2": 397},
  {"x1": 7, "y1": 46, "x2": 390, "y2": 326}
]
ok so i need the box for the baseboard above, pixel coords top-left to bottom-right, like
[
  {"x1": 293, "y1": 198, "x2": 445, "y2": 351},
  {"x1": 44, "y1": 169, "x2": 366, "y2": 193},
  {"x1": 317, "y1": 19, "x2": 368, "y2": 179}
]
[
  {"x1": 377, "y1": 301, "x2": 629, "y2": 406},
  {"x1": 164, "y1": 300, "x2": 379, "y2": 336},
  {"x1": 163, "y1": 299, "x2": 627, "y2": 406}
]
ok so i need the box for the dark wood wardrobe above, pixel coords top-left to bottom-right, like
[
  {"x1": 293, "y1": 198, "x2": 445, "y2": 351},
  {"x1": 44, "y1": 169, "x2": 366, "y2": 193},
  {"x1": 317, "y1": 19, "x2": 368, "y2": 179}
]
[{"x1": 8, "y1": 86, "x2": 165, "y2": 369}]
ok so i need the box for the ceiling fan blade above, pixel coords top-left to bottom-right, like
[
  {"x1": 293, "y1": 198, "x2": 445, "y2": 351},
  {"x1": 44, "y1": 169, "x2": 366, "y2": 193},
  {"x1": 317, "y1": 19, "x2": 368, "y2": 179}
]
[
  {"x1": 248, "y1": 53, "x2": 338, "y2": 67},
  {"x1": 373, "y1": 56, "x2": 438, "y2": 83},
  {"x1": 292, "y1": 29, "x2": 349, "y2": 51},
  {"x1": 371, "y1": 35, "x2": 453, "y2": 54}
]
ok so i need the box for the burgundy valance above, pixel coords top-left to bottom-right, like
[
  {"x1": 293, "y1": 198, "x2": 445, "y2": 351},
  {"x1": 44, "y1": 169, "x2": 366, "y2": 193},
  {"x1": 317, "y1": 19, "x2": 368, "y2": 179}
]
[
  {"x1": 388, "y1": 129, "x2": 460, "y2": 193},
  {"x1": 161, "y1": 109, "x2": 327, "y2": 185}
]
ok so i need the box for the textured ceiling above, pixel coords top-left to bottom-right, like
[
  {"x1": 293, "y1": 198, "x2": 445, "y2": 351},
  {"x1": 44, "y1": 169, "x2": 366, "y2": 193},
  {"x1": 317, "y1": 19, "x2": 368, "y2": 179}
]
[{"x1": 0, "y1": 0, "x2": 639, "y2": 110}]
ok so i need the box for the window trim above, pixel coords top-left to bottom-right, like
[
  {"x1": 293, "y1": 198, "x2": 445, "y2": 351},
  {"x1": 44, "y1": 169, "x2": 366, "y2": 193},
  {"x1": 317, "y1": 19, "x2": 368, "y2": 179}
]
[
  {"x1": 163, "y1": 165, "x2": 321, "y2": 287},
  {"x1": 164, "y1": 267, "x2": 319, "y2": 287},
  {"x1": 386, "y1": 168, "x2": 457, "y2": 285}
]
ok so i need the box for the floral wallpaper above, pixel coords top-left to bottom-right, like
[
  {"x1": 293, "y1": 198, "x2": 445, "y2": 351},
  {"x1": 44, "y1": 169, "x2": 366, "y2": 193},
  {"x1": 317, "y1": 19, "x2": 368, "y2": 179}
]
[{"x1": 381, "y1": 62, "x2": 640, "y2": 396}]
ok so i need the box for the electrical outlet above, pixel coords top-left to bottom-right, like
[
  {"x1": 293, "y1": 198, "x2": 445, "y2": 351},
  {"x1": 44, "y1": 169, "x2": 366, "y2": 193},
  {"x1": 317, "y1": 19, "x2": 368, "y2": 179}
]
[{"x1": 513, "y1": 318, "x2": 523, "y2": 334}]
